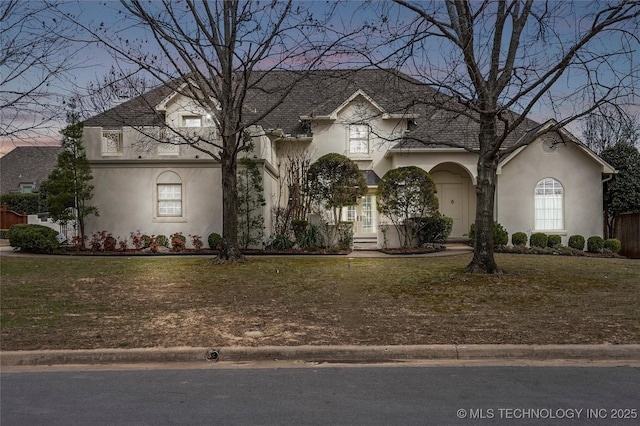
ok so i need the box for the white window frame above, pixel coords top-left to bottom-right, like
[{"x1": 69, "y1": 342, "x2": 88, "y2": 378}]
[
  {"x1": 534, "y1": 178, "x2": 564, "y2": 231},
  {"x1": 349, "y1": 124, "x2": 369, "y2": 154},
  {"x1": 157, "y1": 184, "x2": 182, "y2": 217},
  {"x1": 182, "y1": 115, "x2": 202, "y2": 128}
]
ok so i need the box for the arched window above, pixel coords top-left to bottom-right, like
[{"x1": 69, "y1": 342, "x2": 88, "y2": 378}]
[
  {"x1": 156, "y1": 171, "x2": 182, "y2": 217},
  {"x1": 535, "y1": 178, "x2": 563, "y2": 230}
]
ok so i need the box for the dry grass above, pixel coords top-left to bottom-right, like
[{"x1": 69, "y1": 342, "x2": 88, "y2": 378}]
[{"x1": 1, "y1": 253, "x2": 639, "y2": 350}]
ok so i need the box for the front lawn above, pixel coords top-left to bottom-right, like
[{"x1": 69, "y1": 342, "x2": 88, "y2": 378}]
[{"x1": 1, "y1": 254, "x2": 638, "y2": 350}]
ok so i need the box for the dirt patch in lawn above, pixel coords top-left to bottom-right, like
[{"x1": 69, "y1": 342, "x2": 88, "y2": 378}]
[{"x1": 1, "y1": 254, "x2": 639, "y2": 350}]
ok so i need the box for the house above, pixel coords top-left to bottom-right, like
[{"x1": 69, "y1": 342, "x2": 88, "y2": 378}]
[
  {"x1": 81, "y1": 69, "x2": 615, "y2": 248},
  {"x1": 0, "y1": 146, "x2": 62, "y2": 194}
]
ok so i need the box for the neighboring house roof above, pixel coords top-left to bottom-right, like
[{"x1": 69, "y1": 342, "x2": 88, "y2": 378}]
[{"x1": 0, "y1": 146, "x2": 62, "y2": 194}]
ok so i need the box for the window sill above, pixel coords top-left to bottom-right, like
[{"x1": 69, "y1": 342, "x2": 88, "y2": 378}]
[
  {"x1": 153, "y1": 216, "x2": 188, "y2": 223},
  {"x1": 534, "y1": 230, "x2": 567, "y2": 235}
]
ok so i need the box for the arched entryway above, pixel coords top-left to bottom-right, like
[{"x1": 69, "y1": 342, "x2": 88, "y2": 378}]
[{"x1": 429, "y1": 163, "x2": 476, "y2": 238}]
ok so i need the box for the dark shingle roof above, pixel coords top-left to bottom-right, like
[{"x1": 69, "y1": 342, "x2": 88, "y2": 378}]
[
  {"x1": 82, "y1": 69, "x2": 541, "y2": 150},
  {"x1": 0, "y1": 146, "x2": 62, "y2": 194}
]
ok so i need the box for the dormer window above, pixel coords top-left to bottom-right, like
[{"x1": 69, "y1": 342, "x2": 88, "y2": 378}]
[{"x1": 182, "y1": 115, "x2": 202, "y2": 127}]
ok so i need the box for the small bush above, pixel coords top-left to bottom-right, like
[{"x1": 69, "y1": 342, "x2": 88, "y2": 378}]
[
  {"x1": 90, "y1": 231, "x2": 110, "y2": 251},
  {"x1": 291, "y1": 219, "x2": 308, "y2": 242},
  {"x1": 8, "y1": 224, "x2": 60, "y2": 254},
  {"x1": 568, "y1": 235, "x2": 585, "y2": 251},
  {"x1": 267, "y1": 234, "x2": 293, "y2": 250},
  {"x1": 208, "y1": 232, "x2": 222, "y2": 249},
  {"x1": 129, "y1": 230, "x2": 145, "y2": 250},
  {"x1": 468, "y1": 222, "x2": 508, "y2": 247},
  {"x1": 529, "y1": 232, "x2": 548, "y2": 248},
  {"x1": 337, "y1": 221, "x2": 354, "y2": 250},
  {"x1": 587, "y1": 236, "x2": 604, "y2": 253},
  {"x1": 103, "y1": 234, "x2": 117, "y2": 251},
  {"x1": 141, "y1": 234, "x2": 152, "y2": 249},
  {"x1": 414, "y1": 214, "x2": 454, "y2": 244},
  {"x1": 511, "y1": 232, "x2": 527, "y2": 246},
  {"x1": 156, "y1": 234, "x2": 169, "y2": 247},
  {"x1": 604, "y1": 238, "x2": 621, "y2": 254},
  {"x1": 190, "y1": 234, "x2": 203, "y2": 250},
  {"x1": 298, "y1": 223, "x2": 324, "y2": 250},
  {"x1": 547, "y1": 235, "x2": 562, "y2": 248},
  {"x1": 170, "y1": 232, "x2": 186, "y2": 252}
]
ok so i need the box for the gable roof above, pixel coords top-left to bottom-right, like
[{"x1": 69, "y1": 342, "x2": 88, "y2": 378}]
[
  {"x1": 80, "y1": 69, "x2": 553, "y2": 151},
  {"x1": 0, "y1": 146, "x2": 62, "y2": 194}
]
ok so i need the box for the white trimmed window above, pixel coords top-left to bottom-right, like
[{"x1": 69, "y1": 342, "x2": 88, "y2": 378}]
[
  {"x1": 158, "y1": 184, "x2": 182, "y2": 216},
  {"x1": 535, "y1": 178, "x2": 563, "y2": 230},
  {"x1": 182, "y1": 115, "x2": 202, "y2": 127},
  {"x1": 349, "y1": 124, "x2": 369, "y2": 154},
  {"x1": 156, "y1": 171, "x2": 183, "y2": 218}
]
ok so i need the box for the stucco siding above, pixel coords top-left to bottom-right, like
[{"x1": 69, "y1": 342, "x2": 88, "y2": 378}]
[
  {"x1": 497, "y1": 139, "x2": 605, "y2": 244},
  {"x1": 86, "y1": 163, "x2": 222, "y2": 247}
]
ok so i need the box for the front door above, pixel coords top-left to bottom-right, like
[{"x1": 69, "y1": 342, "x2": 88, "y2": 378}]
[{"x1": 343, "y1": 194, "x2": 377, "y2": 238}]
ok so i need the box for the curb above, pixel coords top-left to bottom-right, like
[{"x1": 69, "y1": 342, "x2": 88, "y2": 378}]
[{"x1": 2, "y1": 344, "x2": 639, "y2": 367}]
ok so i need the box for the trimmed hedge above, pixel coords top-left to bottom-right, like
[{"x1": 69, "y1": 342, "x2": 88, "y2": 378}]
[
  {"x1": 468, "y1": 222, "x2": 508, "y2": 247},
  {"x1": 587, "y1": 236, "x2": 604, "y2": 253},
  {"x1": 529, "y1": 232, "x2": 548, "y2": 248},
  {"x1": 568, "y1": 235, "x2": 585, "y2": 251},
  {"x1": 604, "y1": 238, "x2": 621, "y2": 254},
  {"x1": 414, "y1": 214, "x2": 454, "y2": 244},
  {"x1": 8, "y1": 224, "x2": 60, "y2": 254},
  {"x1": 208, "y1": 232, "x2": 222, "y2": 249},
  {"x1": 547, "y1": 235, "x2": 562, "y2": 248},
  {"x1": 0, "y1": 193, "x2": 43, "y2": 215},
  {"x1": 511, "y1": 232, "x2": 527, "y2": 246}
]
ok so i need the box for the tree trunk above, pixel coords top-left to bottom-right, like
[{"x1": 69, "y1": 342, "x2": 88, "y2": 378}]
[
  {"x1": 215, "y1": 139, "x2": 245, "y2": 263},
  {"x1": 465, "y1": 116, "x2": 503, "y2": 274}
]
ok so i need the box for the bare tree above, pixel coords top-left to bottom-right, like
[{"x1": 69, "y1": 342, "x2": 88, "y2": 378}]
[
  {"x1": 581, "y1": 105, "x2": 639, "y2": 154},
  {"x1": 65, "y1": 0, "x2": 348, "y2": 262},
  {"x1": 0, "y1": 0, "x2": 80, "y2": 144},
  {"x1": 367, "y1": 0, "x2": 640, "y2": 273}
]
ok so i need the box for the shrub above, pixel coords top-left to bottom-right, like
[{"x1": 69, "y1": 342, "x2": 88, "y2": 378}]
[
  {"x1": 291, "y1": 219, "x2": 308, "y2": 242},
  {"x1": 141, "y1": 234, "x2": 152, "y2": 248},
  {"x1": 414, "y1": 214, "x2": 454, "y2": 244},
  {"x1": 511, "y1": 232, "x2": 527, "y2": 246},
  {"x1": 170, "y1": 232, "x2": 186, "y2": 252},
  {"x1": 8, "y1": 224, "x2": 60, "y2": 254},
  {"x1": 118, "y1": 238, "x2": 128, "y2": 252},
  {"x1": 0, "y1": 229, "x2": 9, "y2": 239},
  {"x1": 156, "y1": 234, "x2": 169, "y2": 247},
  {"x1": 587, "y1": 236, "x2": 604, "y2": 253},
  {"x1": 0, "y1": 193, "x2": 43, "y2": 215},
  {"x1": 604, "y1": 238, "x2": 622, "y2": 254},
  {"x1": 129, "y1": 230, "x2": 145, "y2": 250},
  {"x1": 208, "y1": 232, "x2": 222, "y2": 250},
  {"x1": 90, "y1": 231, "x2": 109, "y2": 251},
  {"x1": 337, "y1": 221, "x2": 354, "y2": 250},
  {"x1": 267, "y1": 234, "x2": 293, "y2": 250},
  {"x1": 190, "y1": 234, "x2": 203, "y2": 250},
  {"x1": 298, "y1": 223, "x2": 323, "y2": 250},
  {"x1": 529, "y1": 232, "x2": 548, "y2": 248},
  {"x1": 568, "y1": 235, "x2": 585, "y2": 251},
  {"x1": 547, "y1": 235, "x2": 562, "y2": 248},
  {"x1": 468, "y1": 222, "x2": 508, "y2": 247},
  {"x1": 103, "y1": 234, "x2": 117, "y2": 252}
]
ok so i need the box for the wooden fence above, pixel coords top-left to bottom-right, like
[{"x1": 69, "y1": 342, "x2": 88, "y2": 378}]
[
  {"x1": 615, "y1": 212, "x2": 640, "y2": 259},
  {"x1": 1, "y1": 203, "x2": 28, "y2": 230}
]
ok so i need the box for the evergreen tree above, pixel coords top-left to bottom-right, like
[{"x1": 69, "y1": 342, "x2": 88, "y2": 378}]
[
  {"x1": 601, "y1": 142, "x2": 640, "y2": 238},
  {"x1": 237, "y1": 157, "x2": 266, "y2": 249},
  {"x1": 46, "y1": 105, "x2": 98, "y2": 242}
]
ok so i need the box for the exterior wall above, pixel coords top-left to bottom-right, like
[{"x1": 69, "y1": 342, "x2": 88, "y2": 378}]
[
  {"x1": 497, "y1": 139, "x2": 606, "y2": 245},
  {"x1": 86, "y1": 162, "x2": 222, "y2": 248}
]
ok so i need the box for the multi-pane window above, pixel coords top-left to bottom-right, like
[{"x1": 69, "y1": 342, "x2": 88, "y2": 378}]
[
  {"x1": 349, "y1": 125, "x2": 369, "y2": 154},
  {"x1": 182, "y1": 115, "x2": 202, "y2": 127},
  {"x1": 158, "y1": 184, "x2": 182, "y2": 216},
  {"x1": 535, "y1": 178, "x2": 563, "y2": 230}
]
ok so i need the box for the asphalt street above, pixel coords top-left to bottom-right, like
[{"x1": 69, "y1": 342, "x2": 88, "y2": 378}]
[{"x1": 2, "y1": 365, "x2": 639, "y2": 425}]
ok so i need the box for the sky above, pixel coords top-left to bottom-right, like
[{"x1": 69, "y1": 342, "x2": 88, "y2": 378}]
[{"x1": 1, "y1": 0, "x2": 638, "y2": 156}]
